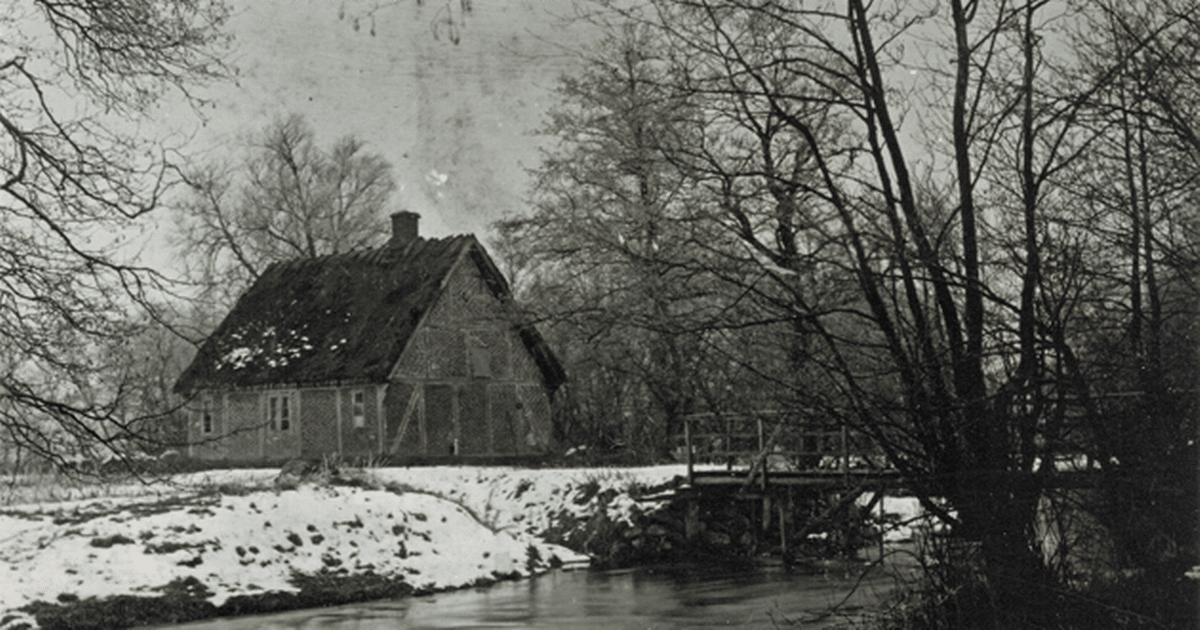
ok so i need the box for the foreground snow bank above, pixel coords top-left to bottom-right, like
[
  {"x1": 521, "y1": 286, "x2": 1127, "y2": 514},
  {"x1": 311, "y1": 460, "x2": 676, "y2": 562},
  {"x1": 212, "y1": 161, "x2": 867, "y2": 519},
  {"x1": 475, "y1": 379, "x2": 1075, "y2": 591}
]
[{"x1": 0, "y1": 465, "x2": 689, "y2": 629}]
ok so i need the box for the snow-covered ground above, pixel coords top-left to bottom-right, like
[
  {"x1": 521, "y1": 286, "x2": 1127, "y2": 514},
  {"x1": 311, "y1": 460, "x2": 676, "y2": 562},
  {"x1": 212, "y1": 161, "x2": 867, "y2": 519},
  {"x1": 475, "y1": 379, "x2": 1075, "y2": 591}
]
[
  {"x1": 0, "y1": 465, "x2": 943, "y2": 629},
  {"x1": 857, "y1": 493, "x2": 950, "y2": 542},
  {"x1": 0, "y1": 465, "x2": 689, "y2": 629}
]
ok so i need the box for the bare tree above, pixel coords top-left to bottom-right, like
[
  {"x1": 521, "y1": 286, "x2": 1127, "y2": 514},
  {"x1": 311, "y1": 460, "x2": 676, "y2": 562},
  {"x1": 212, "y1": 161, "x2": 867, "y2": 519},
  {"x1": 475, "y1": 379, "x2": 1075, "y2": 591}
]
[
  {"x1": 1042, "y1": 0, "x2": 1200, "y2": 591},
  {"x1": 174, "y1": 114, "x2": 397, "y2": 312},
  {"x1": 499, "y1": 21, "x2": 782, "y2": 457},
  {"x1": 511, "y1": 0, "x2": 1200, "y2": 624},
  {"x1": 0, "y1": 0, "x2": 230, "y2": 473}
]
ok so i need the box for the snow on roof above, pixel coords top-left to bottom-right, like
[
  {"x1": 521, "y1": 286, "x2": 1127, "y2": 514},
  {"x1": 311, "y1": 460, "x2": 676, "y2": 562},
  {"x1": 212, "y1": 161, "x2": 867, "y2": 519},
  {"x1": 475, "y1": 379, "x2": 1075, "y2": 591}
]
[{"x1": 175, "y1": 236, "x2": 564, "y2": 393}]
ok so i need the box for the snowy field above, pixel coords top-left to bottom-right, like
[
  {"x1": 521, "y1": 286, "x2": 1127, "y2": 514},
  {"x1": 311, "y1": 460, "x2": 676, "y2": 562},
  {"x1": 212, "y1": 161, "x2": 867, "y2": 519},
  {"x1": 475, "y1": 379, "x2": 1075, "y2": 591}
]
[{"x1": 0, "y1": 465, "x2": 689, "y2": 629}]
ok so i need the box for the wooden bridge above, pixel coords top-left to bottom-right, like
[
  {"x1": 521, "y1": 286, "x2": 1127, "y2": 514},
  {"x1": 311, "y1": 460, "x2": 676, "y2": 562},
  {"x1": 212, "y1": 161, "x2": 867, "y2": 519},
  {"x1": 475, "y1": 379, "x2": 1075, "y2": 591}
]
[
  {"x1": 678, "y1": 410, "x2": 900, "y2": 491},
  {"x1": 673, "y1": 411, "x2": 901, "y2": 556},
  {"x1": 670, "y1": 411, "x2": 1102, "y2": 558}
]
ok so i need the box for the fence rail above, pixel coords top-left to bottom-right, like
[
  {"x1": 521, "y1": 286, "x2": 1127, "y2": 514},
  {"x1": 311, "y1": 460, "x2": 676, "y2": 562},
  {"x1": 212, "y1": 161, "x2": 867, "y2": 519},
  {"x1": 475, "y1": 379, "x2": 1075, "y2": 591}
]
[{"x1": 679, "y1": 411, "x2": 878, "y2": 488}]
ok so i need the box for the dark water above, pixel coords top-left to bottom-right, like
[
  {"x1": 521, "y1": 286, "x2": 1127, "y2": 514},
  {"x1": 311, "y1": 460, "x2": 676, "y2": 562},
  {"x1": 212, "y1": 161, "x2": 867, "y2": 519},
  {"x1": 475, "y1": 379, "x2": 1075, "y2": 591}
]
[{"x1": 158, "y1": 556, "x2": 911, "y2": 630}]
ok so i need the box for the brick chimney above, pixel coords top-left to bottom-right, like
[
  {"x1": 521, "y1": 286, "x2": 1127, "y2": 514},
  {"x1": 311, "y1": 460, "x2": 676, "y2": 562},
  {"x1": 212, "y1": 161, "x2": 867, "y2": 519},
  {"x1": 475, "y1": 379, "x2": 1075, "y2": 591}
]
[{"x1": 389, "y1": 211, "x2": 420, "y2": 249}]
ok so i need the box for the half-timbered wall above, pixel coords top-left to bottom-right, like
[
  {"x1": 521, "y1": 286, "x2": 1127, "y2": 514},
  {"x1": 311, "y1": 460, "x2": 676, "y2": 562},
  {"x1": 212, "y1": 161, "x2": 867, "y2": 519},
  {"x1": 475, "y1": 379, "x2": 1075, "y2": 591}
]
[
  {"x1": 186, "y1": 251, "x2": 555, "y2": 463},
  {"x1": 300, "y1": 389, "x2": 337, "y2": 459},
  {"x1": 188, "y1": 388, "x2": 302, "y2": 462},
  {"x1": 187, "y1": 392, "x2": 222, "y2": 460},
  {"x1": 387, "y1": 255, "x2": 554, "y2": 457},
  {"x1": 334, "y1": 385, "x2": 384, "y2": 459}
]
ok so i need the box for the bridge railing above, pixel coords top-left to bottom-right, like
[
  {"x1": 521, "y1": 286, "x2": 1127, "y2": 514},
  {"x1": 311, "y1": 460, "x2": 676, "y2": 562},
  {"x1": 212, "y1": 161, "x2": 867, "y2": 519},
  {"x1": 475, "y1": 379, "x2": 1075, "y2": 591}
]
[{"x1": 678, "y1": 411, "x2": 876, "y2": 486}]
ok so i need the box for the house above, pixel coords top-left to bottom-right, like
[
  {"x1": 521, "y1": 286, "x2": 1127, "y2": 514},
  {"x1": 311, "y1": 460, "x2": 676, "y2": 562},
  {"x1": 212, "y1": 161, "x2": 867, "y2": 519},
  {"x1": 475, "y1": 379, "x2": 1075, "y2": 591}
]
[{"x1": 174, "y1": 212, "x2": 565, "y2": 464}]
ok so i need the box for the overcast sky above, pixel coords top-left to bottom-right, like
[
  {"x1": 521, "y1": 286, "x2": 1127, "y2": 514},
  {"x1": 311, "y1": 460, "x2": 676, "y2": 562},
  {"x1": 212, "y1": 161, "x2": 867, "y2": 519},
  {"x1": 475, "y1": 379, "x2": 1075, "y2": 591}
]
[{"x1": 140, "y1": 0, "x2": 595, "y2": 271}]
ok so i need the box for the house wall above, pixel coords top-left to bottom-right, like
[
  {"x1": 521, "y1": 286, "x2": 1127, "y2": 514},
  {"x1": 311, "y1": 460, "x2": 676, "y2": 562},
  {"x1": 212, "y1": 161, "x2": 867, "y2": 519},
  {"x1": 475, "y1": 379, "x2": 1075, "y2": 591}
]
[
  {"x1": 187, "y1": 388, "x2": 303, "y2": 462},
  {"x1": 386, "y1": 255, "x2": 555, "y2": 458},
  {"x1": 299, "y1": 389, "x2": 337, "y2": 459},
  {"x1": 187, "y1": 393, "x2": 223, "y2": 460},
  {"x1": 336, "y1": 385, "x2": 384, "y2": 460},
  {"x1": 185, "y1": 254, "x2": 556, "y2": 464}
]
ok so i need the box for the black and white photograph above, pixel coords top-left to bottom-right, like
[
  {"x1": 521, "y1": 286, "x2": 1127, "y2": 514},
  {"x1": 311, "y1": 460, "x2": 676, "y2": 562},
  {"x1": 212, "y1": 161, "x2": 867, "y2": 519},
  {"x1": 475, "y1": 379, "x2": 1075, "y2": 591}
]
[{"x1": 0, "y1": 1, "x2": 1197, "y2": 628}]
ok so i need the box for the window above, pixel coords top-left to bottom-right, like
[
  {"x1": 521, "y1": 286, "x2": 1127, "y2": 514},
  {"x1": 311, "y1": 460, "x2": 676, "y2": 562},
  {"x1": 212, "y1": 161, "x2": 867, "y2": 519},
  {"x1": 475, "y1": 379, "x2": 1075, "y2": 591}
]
[
  {"x1": 268, "y1": 393, "x2": 292, "y2": 431},
  {"x1": 468, "y1": 346, "x2": 491, "y2": 378},
  {"x1": 352, "y1": 390, "x2": 365, "y2": 429},
  {"x1": 200, "y1": 396, "x2": 214, "y2": 434}
]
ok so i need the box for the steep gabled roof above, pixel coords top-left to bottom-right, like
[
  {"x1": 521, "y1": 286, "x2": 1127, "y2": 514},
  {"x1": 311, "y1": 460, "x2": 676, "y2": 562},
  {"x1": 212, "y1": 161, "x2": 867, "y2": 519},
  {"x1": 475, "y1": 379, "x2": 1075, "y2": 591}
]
[{"x1": 175, "y1": 236, "x2": 564, "y2": 393}]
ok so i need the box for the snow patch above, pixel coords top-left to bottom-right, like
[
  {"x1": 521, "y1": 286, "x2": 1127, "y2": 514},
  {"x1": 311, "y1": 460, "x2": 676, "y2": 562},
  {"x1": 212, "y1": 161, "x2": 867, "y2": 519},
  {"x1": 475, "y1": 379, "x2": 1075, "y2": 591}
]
[{"x1": 0, "y1": 466, "x2": 690, "y2": 629}]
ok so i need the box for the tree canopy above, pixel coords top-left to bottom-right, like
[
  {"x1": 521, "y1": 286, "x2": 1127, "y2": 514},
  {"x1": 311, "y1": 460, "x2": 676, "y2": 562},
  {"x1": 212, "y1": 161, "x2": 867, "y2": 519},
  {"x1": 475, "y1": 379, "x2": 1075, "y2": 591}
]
[{"x1": 174, "y1": 113, "x2": 397, "y2": 315}]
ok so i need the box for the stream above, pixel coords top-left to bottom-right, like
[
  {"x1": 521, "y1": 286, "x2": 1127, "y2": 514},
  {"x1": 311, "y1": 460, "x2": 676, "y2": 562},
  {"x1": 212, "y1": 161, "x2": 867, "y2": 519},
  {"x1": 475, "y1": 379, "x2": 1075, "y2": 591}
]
[{"x1": 153, "y1": 549, "x2": 916, "y2": 629}]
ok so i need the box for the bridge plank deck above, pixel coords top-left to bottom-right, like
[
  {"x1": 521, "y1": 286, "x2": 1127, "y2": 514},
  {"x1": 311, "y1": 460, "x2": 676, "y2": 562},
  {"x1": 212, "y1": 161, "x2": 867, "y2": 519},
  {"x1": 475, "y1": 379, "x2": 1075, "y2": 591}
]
[{"x1": 688, "y1": 468, "x2": 902, "y2": 489}]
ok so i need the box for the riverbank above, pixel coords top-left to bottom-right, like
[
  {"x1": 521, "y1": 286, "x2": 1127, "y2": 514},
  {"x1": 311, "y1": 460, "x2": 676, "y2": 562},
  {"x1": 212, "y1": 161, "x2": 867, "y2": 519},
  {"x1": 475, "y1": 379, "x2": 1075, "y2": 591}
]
[
  {"x1": 0, "y1": 465, "x2": 925, "y2": 629},
  {"x1": 0, "y1": 465, "x2": 686, "y2": 629}
]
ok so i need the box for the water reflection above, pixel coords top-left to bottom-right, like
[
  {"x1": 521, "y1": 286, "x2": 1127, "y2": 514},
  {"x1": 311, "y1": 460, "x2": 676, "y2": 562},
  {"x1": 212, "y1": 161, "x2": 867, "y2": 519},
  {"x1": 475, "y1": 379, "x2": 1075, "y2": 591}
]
[{"x1": 158, "y1": 559, "x2": 907, "y2": 629}]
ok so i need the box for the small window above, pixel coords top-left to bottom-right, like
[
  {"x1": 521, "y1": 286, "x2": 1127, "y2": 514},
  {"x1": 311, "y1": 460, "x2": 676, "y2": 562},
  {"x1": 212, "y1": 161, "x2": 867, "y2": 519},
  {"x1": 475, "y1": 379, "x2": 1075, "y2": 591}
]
[
  {"x1": 352, "y1": 390, "x2": 365, "y2": 429},
  {"x1": 268, "y1": 394, "x2": 292, "y2": 431},
  {"x1": 199, "y1": 396, "x2": 215, "y2": 434},
  {"x1": 468, "y1": 346, "x2": 491, "y2": 378},
  {"x1": 280, "y1": 396, "x2": 290, "y2": 431}
]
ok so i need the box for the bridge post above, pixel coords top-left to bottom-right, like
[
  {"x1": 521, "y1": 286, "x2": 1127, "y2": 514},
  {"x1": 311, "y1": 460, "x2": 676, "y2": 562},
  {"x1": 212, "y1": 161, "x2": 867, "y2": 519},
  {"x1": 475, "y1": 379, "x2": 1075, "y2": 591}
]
[
  {"x1": 840, "y1": 424, "x2": 849, "y2": 476},
  {"x1": 779, "y1": 500, "x2": 788, "y2": 556},
  {"x1": 684, "y1": 416, "x2": 694, "y2": 486},
  {"x1": 878, "y1": 492, "x2": 885, "y2": 560},
  {"x1": 758, "y1": 416, "x2": 769, "y2": 493},
  {"x1": 685, "y1": 498, "x2": 700, "y2": 541}
]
